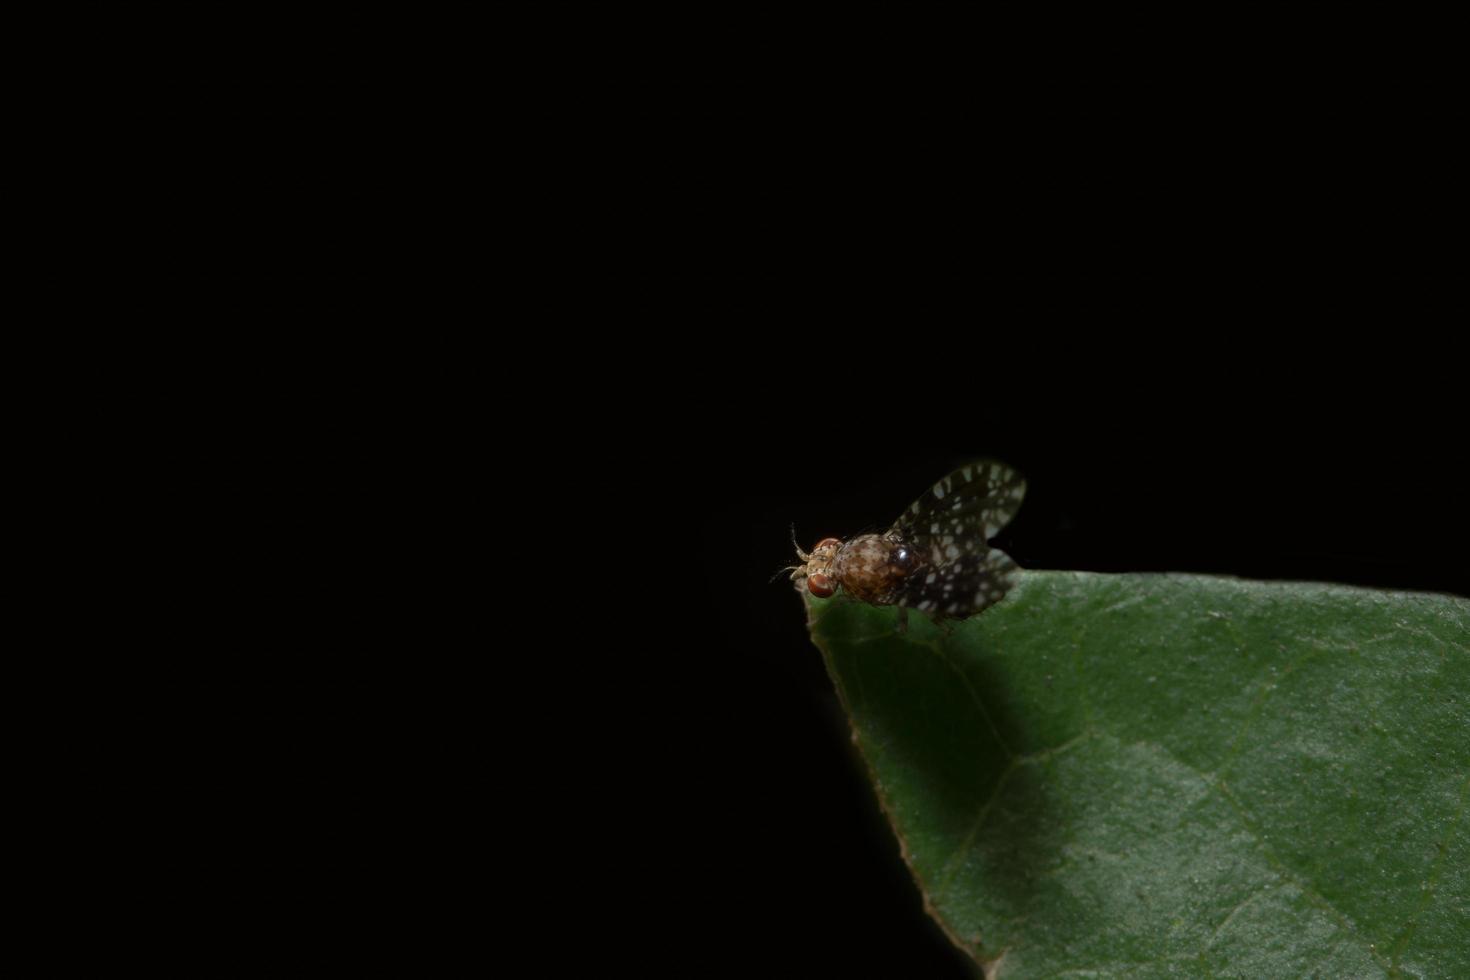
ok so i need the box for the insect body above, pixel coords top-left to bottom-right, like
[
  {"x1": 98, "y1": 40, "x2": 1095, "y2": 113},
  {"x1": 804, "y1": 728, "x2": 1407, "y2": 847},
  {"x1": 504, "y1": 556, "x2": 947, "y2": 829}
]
[{"x1": 792, "y1": 461, "x2": 1026, "y2": 621}]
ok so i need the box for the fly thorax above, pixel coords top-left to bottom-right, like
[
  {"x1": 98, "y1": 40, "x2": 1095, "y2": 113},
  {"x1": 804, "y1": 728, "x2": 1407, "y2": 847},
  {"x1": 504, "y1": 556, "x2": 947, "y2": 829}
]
[{"x1": 833, "y1": 534, "x2": 923, "y2": 604}]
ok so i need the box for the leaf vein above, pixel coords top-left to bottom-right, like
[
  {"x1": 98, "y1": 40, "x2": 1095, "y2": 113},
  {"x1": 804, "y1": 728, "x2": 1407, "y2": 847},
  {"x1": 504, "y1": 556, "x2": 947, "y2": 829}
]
[
  {"x1": 930, "y1": 638, "x2": 1014, "y2": 758},
  {"x1": 1388, "y1": 769, "x2": 1470, "y2": 969},
  {"x1": 1213, "y1": 778, "x2": 1389, "y2": 973}
]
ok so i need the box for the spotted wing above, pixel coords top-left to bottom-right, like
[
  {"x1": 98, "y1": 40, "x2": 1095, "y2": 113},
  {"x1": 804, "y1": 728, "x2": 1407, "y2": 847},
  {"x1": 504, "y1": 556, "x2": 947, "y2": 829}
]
[
  {"x1": 898, "y1": 548, "x2": 1020, "y2": 620},
  {"x1": 890, "y1": 461, "x2": 1026, "y2": 620},
  {"x1": 890, "y1": 460, "x2": 1027, "y2": 550}
]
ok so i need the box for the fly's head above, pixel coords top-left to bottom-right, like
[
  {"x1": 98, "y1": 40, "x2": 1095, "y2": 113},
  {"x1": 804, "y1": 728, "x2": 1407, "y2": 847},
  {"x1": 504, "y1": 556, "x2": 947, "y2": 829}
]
[{"x1": 791, "y1": 537, "x2": 842, "y2": 597}]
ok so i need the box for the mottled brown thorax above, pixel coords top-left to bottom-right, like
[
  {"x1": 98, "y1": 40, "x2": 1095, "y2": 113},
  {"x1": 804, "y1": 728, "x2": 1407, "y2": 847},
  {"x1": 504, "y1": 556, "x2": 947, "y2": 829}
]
[{"x1": 832, "y1": 534, "x2": 925, "y2": 604}]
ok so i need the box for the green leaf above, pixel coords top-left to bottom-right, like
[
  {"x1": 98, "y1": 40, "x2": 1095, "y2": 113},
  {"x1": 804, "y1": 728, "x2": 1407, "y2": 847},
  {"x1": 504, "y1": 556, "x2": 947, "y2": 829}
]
[{"x1": 805, "y1": 571, "x2": 1469, "y2": 978}]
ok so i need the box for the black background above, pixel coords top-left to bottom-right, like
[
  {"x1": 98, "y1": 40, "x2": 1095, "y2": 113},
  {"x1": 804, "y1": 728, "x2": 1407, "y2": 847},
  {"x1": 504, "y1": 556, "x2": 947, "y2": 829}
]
[{"x1": 158, "y1": 275, "x2": 1464, "y2": 974}]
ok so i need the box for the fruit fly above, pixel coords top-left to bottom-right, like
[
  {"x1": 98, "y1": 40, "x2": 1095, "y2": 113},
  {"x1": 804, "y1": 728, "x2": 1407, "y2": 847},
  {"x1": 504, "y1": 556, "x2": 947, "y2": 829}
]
[{"x1": 790, "y1": 461, "x2": 1026, "y2": 622}]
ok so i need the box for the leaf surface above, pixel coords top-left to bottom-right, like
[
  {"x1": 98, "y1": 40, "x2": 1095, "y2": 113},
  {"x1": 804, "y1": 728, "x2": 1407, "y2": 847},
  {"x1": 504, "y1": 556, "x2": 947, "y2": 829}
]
[{"x1": 805, "y1": 572, "x2": 1469, "y2": 978}]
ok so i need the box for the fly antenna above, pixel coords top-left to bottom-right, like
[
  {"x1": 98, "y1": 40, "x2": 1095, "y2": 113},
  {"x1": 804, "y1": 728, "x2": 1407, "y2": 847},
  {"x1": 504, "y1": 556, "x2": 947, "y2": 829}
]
[{"x1": 770, "y1": 563, "x2": 802, "y2": 584}]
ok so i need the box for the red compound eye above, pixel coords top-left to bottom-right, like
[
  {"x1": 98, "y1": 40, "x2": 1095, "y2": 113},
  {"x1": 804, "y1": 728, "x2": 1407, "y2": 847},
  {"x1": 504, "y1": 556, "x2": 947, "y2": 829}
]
[
  {"x1": 814, "y1": 537, "x2": 842, "y2": 551},
  {"x1": 807, "y1": 572, "x2": 835, "y2": 597}
]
